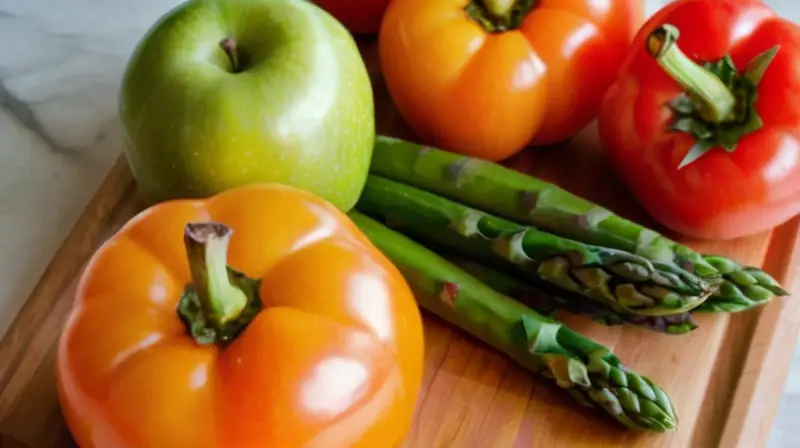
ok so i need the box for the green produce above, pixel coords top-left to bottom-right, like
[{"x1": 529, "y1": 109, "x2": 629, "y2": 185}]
[
  {"x1": 695, "y1": 256, "x2": 788, "y2": 313},
  {"x1": 369, "y1": 136, "x2": 789, "y2": 311},
  {"x1": 120, "y1": 0, "x2": 374, "y2": 210},
  {"x1": 350, "y1": 212, "x2": 679, "y2": 432},
  {"x1": 357, "y1": 175, "x2": 716, "y2": 316},
  {"x1": 451, "y1": 256, "x2": 698, "y2": 334}
]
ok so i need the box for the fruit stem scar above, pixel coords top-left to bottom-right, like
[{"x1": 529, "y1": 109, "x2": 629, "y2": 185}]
[{"x1": 219, "y1": 37, "x2": 240, "y2": 73}]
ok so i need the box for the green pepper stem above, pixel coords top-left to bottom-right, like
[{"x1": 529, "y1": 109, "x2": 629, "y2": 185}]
[
  {"x1": 184, "y1": 222, "x2": 247, "y2": 328},
  {"x1": 483, "y1": 0, "x2": 515, "y2": 18},
  {"x1": 647, "y1": 24, "x2": 736, "y2": 123}
]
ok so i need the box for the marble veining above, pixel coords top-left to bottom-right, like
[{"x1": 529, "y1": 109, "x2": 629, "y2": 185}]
[
  {"x1": 0, "y1": 0, "x2": 184, "y2": 337},
  {"x1": 0, "y1": 0, "x2": 797, "y2": 446}
]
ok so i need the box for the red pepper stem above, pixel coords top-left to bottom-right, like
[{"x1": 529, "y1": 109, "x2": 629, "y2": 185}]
[
  {"x1": 184, "y1": 222, "x2": 247, "y2": 328},
  {"x1": 647, "y1": 24, "x2": 736, "y2": 124}
]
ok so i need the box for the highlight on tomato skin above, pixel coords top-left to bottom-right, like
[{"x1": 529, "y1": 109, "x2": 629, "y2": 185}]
[
  {"x1": 378, "y1": 0, "x2": 645, "y2": 162},
  {"x1": 55, "y1": 183, "x2": 425, "y2": 448},
  {"x1": 598, "y1": 0, "x2": 800, "y2": 241}
]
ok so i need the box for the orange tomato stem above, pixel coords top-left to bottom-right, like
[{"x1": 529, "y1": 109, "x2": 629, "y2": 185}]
[
  {"x1": 484, "y1": 0, "x2": 515, "y2": 18},
  {"x1": 178, "y1": 222, "x2": 263, "y2": 345},
  {"x1": 465, "y1": 0, "x2": 536, "y2": 32},
  {"x1": 646, "y1": 24, "x2": 735, "y2": 124},
  {"x1": 185, "y1": 222, "x2": 247, "y2": 324}
]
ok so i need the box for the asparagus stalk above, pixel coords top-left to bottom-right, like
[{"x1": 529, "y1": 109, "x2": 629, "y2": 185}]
[
  {"x1": 350, "y1": 211, "x2": 679, "y2": 432},
  {"x1": 369, "y1": 136, "x2": 789, "y2": 311},
  {"x1": 451, "y1": 256, "x2": 699, "y2": 334},
  {"x1": 357, "y1": 175, "x2": 716, "y2": 316}
]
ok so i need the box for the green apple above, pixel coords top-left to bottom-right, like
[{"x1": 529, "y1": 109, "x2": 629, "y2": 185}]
[{"x1": 119, "y1": 0, "x2": 374, "y2": 210}]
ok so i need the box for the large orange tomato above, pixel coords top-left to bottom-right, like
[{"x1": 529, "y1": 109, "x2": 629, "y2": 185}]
[
  {"x1": 379, "y1": 0, "x2": 644, "y2": 161},
  {"x1": 56, "y1": 184, "x2": 425, "y2": 447}
]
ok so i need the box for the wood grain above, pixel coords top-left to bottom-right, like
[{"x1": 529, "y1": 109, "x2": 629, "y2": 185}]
[{"x1": 2, "y1": 39, "x2": 800, "y2": 448}]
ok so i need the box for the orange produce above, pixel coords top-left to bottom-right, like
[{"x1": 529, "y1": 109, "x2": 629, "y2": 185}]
[
  {"x1": 379, "y1": 0, "x2": 645, "y2": 161},
  {"x1": 56, "y1": 184, "x2": 425, "y2": 447}
]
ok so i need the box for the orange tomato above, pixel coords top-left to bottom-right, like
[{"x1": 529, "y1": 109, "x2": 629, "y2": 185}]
[
  {"x1": 379, "y1": 0, "x2": 644, "y2": 161},
  {"x1": 56, "y1": 184, "x2": 425, "y2": 447}
]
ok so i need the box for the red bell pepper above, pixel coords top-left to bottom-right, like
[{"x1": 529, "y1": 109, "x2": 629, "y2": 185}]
[{"x1": 599, "y1": 0, "x2": 800, "y2": 240}]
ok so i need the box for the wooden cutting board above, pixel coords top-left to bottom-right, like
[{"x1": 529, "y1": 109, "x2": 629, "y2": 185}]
[{"x1": 2, "y1": 39, "x2": 800, "y2": 448}]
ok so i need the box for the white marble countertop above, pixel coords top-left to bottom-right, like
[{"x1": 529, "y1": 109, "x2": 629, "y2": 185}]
[{"x1": 0, "y1": 0, "x2": 798, "y2": 446}]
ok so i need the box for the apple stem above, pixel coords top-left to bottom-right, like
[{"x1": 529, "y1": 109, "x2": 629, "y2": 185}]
[{"x1": 220, "y1": 37, "x2": 240, "y2": 73}]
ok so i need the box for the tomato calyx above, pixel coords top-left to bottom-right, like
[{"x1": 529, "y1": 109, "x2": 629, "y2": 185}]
[
  {"x1": 178, "y1": 222, "x2": 263, "y2": 345},
  {"x1": 647, "y1": 24, "x2": 780, "y2": 169},
  {"x1": 465, "y1": 0, "x2": 537, "y2": 33}
]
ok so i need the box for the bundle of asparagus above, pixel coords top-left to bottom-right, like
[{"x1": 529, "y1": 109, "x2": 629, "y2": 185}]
[
  {"x1": 350, "y1": 212, "x2": 679, "y2": 432},
  {"x1": 348, "y1": 136, "x2": 789, "y2": 431},
  {"x1": 358, "y1": 175, "x2": 716, "y2": 321},
  {"x1": 368, "y1": 136, "x2": 788, "y2": 316}
]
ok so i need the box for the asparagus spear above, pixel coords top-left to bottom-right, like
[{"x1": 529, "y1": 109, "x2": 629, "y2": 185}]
[
  {"x1": 357, "y1": 175, "x2": 716, "y2": 316},
  {"x1": 350, "y1": 212, "x2": 679, "y2": 432},
  {"x1": 694, "y1": 256, "x2": 788, "y2": 313},
  {"x1": 369, "y1": 136, "x2": 789, "y2": 311},
  {"x1": 451, "y1": 256, "x2": 699, "y2": 334}
]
